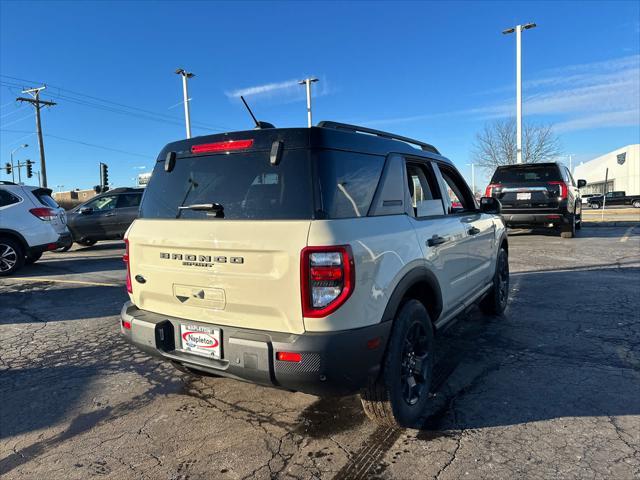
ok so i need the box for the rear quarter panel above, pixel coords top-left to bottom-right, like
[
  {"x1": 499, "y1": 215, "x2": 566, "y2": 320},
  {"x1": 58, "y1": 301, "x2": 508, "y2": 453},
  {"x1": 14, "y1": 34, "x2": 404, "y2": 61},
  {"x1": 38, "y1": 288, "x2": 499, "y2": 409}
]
[{"x1": 305, "y1": 215, "x2": 424, "y2": 332}]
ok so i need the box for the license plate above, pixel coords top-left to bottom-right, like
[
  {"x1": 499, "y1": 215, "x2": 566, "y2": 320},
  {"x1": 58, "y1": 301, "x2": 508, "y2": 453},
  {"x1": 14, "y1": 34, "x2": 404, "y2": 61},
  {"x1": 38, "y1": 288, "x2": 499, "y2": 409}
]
[
  {"x1": 517, "y1": 192, "x2": 531, "y2": 200},
  {"x1": 180, "y1": 324, "x2": 221, "y2": 359}
]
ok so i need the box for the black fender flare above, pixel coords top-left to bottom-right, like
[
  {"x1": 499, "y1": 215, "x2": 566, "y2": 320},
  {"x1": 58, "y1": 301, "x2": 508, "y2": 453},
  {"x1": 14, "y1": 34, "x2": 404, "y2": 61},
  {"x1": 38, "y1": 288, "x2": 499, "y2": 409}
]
[{"x1": 380, "y1": 266, "x2": 443, "y2": 325}]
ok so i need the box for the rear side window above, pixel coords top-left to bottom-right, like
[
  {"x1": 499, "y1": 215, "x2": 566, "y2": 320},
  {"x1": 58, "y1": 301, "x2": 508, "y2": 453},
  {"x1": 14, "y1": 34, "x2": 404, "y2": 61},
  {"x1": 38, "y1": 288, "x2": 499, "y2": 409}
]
[
  {"x1": 117, "y1": 193, "x2": 142, "y2": 208},
  {"x1": 140, "y1": 150, "x2": 313, "y2": 220},
  {"x1": 314, "y1": 151, "x2": 384, "y2": 219},
  {"x1": 0, "y1": 190, "x2": 20, "y2": 207},
  {"x1": 491, "y1": 165, "x2": 561, "y2": 183}
]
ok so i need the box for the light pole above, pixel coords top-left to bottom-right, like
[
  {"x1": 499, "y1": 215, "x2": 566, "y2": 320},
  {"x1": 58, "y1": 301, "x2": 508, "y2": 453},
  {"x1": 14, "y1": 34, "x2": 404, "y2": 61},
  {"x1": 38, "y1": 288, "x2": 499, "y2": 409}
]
[
  {"x1": 567, "y1": 154, "x2": 573, "y2": 174},
  {"x1": 298, "y1": 78, "x2": 319, "y2": 128},
  {"x1": 503, "y1": 22, "x2": 536, "y2": 164},
  {"x1": 56, "y1": 184, "x2": 64, "y2": 193},
  {"x1": 466, "y1": 163, "x2": 476, "y2": 197},
  {"x1": 175, "y1": 68, "x2": 195, "y2": 139},
  {"x1": 10, "y1": 144, "x2": 29, "y2": 183}
]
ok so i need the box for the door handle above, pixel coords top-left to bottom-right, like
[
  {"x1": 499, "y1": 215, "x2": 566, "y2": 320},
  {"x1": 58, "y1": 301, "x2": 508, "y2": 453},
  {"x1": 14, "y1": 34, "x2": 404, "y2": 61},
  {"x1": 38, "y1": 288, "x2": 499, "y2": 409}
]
[
  {"x1": 468, "y1": 227, "x2": 480, "y2": 236},
  {"x1": 103, "y1": 212, "x2": 116, "y2": 217},
  {"x1": 427, "y1": 235, "x2": 448, "y2": 247}
]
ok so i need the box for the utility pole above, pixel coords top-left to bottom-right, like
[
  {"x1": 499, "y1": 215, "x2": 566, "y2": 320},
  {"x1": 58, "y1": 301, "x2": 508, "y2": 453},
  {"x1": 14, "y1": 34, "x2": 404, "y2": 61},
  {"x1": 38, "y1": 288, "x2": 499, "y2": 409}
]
[
  {"x1": 16, "y1": 86, "x2": 56, "y2": 187},
  {"x1": 503, "y1": 23, "x2": 536, "y2": 164},
  {"x1": 298, "y1": 78, "x2": 319, "y2": 128},
  {"x1": 175, "y1": 68, "x2": 195, "y2": 139}
]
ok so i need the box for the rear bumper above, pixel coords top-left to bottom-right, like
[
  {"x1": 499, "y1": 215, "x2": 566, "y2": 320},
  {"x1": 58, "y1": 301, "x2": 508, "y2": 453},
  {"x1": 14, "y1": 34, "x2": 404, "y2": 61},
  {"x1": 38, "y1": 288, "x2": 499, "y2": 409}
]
[
  {"x1": 28, "y1": 232, "x2": 73, "y2": 255},
  {"x1": 501, "y1": 211, "x2": 571, "y2": 227},
  {"x1": 120, "y1": 302, "x2": 391, "y2": 396}
]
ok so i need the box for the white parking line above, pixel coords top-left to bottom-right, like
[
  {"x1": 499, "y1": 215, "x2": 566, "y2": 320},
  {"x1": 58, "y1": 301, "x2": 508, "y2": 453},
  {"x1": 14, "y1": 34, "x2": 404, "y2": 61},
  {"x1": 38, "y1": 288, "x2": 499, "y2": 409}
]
[{"x1": 620, "y1": 225, "x2": 638, "y2": 243}]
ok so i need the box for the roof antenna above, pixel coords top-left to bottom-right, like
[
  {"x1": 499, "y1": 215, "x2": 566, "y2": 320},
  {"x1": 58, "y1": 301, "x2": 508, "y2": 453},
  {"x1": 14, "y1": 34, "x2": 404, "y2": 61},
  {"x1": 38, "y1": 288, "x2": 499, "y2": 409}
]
[{"x1": 240, "y1": 95, "x2": 275, "y2": 129}]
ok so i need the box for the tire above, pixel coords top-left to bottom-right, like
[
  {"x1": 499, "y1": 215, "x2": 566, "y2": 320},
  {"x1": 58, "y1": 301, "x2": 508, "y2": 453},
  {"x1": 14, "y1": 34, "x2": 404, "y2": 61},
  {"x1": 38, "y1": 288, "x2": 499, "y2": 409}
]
[
  {"x1": 633, "y1": 200, "x2": 640, "y2": 209},
  {"x1": 480, "y1": 247, "x2": 509, "y2": 315},
  {"x1": 561, "y1": 214, "x2": 576, "y2": 238},
  {"x1": 77, "y1": 239, "x2": 97, "y2": 247},
  {"x1": 360, "y1": 299, "x2": 434, "y2": 428},
  {"x1": 590, "y1": 203, "x2": 600, "y2": 209},
  {"x1": 0, "y1": 237, "x2": 25, "y2": 276},
  {"x1": 25, "y1": 251, "x2": 42, "y2": 265}
]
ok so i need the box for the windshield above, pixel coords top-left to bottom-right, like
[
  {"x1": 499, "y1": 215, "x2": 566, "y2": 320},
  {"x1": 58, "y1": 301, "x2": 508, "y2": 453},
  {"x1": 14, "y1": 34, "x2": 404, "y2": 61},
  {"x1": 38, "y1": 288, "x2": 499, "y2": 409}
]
[
  {"x1": 491, "y1": 165, "x2": 561, "y2": 183},
  {"x1": 141, "y1": 150, "x2": 313, "y2": 220},
  {"x1": 140, "y1": 148, "x2": 385, "y2": 221}
]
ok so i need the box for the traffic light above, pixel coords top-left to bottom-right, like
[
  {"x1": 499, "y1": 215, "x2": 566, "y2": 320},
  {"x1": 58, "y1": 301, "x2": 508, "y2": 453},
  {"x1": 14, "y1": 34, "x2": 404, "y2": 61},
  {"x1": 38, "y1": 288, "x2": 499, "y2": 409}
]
[
  {"x1": 100, "y1": 163, "x2": 109, "y2": 189},
  {"x1": 4, "y1": 163, "x2": 11, "y2": 175},
  {"x1": 26, "y1": 160, "x2": 33, "y2": 178}
]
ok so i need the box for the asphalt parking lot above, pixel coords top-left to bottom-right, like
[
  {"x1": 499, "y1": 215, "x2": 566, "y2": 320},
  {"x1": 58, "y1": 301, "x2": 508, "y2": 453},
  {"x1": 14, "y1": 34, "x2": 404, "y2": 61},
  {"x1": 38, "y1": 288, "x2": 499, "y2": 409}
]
[{"x1": 1, "y1": 225, "x2": 639, "y2": 480}]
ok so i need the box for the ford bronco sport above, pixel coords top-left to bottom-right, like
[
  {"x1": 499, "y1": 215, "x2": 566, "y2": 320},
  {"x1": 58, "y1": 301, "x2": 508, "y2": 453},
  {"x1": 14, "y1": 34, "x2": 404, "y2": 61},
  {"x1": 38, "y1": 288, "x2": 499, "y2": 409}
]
[{"x1": 121, "y1": 122, "x2": 509, "y2": 427}]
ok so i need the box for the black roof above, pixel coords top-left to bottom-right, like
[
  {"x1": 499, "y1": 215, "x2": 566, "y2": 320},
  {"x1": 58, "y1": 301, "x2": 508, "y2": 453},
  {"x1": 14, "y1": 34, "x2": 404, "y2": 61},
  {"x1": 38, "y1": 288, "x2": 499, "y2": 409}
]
[{"x1": 156, "y1": 121, "x2": 451, "y2": 165}]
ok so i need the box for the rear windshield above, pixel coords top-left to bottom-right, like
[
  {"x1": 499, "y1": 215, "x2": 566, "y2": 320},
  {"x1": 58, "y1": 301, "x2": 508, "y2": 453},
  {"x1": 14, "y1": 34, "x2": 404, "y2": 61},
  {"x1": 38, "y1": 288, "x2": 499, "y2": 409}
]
[
  {"x1": 491, "y1": 165, "x2": 561, "y2": 183},
  {"x1": 36, "y1": 193, "x2": 60, "y2": 208},
  {"x1": 140, "y1": 149, "x2": 385, "y2": 220}
]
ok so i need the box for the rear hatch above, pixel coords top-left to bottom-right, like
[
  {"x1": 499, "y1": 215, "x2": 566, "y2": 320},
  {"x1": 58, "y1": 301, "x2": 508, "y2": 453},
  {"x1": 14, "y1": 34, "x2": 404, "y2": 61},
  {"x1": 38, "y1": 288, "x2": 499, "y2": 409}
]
[
  {"x1": 29, "y1": 187, "x2": 68, "y2": 235},
  {"x1": 127, "y1": 135, "x2": 313, "y2": 334},
  {"x1": 487, "y1": 164, "x2": 564, "y2": 211}
]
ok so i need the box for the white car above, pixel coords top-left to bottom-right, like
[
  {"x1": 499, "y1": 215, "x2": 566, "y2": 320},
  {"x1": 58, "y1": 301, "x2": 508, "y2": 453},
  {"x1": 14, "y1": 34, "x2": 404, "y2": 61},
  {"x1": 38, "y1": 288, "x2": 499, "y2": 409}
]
[
  {"x1": 120, "y1": 121, "x2": 508, "y2": 428},
  {"x1": 0, "y1": 181, "x2": 72, "y2": 275}
]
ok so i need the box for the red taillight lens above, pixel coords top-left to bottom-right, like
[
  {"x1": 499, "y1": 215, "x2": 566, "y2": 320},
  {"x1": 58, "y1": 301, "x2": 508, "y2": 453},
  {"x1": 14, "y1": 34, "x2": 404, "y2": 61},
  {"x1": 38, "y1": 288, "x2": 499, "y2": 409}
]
[
  {"x1": 276, "y1": 352, "x2": 302, "y2": 362},
  {"x1": 191, "y1": 139, "x2": 254, "y2": 154},
  {"x1": 485, "y1": 184, "x2": 501, "y2": 197},
  {"x1": 301, "y1": 245, "x2": 354, "y2": 318},
  {"x1": 548, "y1": 181, "x2": 568, "y2": 199},
  {"x1": 29, "y1": 207, "x2": 56, "y2": 221},
  {"x1": 121, "y1": 319, "x2": 132, "y2": 330},
  {"x1": 123, "y1": 238, "x2": 132, "y2": 294}
]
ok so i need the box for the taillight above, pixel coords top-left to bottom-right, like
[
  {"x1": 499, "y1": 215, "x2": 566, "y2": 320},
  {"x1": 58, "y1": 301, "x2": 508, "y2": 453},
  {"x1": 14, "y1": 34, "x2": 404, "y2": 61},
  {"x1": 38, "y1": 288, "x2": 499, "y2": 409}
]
[
  {"x1": 29, "y1": 207, "x2": 56, "y2": 221},
  {"x1": 548, "y1": 181, "x2": 568, "y2": 199},
  {"x1": 123, "y1": 238, "x2": 132, "y2": 294},
  {"x1": 301, "y1": 246, "x2": 354, "y2": 318},
  {"x1": 191, "y1": 139, "x2": 254, "y2": 154},
  {"x1": 485, "y1": 184, "x2": 501, "y2": 197}
]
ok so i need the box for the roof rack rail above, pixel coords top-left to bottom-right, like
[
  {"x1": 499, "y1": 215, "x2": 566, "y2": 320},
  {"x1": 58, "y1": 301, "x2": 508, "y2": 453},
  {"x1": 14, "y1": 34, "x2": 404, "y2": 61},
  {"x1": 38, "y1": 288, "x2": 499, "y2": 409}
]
[
  {"x1": 0, "y1": 181, "x2": 17, "y2": 185},
  {"x1": 317, "y1": 121, "x2": 440, "y2": 155}
]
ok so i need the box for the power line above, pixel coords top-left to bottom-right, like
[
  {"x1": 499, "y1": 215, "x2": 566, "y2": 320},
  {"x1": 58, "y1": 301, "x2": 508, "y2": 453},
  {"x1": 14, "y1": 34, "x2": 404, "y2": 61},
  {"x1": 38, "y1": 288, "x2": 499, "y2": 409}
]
[
  {"x1": 0, "y1": 74, "x2": 233, "y2": 131},
  {"x1": 0, "y1": 128, "x2": 154, "y2": 159}
]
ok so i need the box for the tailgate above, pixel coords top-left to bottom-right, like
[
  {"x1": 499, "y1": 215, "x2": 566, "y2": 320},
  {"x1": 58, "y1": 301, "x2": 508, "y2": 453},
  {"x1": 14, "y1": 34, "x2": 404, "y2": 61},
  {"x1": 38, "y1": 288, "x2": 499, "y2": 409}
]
[
  {"x1": 127, "y1": 219, "x2": 311, "y2": 334},
  {"x1": 497, "y1": 183, "x2": 562, "y2": 210}
]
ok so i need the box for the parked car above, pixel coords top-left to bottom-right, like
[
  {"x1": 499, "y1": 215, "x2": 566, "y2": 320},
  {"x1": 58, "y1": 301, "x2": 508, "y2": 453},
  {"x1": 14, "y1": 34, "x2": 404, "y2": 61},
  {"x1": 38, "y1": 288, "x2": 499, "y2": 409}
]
[
  {"x1": 120, "y1": 122, "x2": 509, "y2": 428},
  {"x1": 485, "y1": 162, "x2": 586, "y2": 238},
  {"x1": 581, "y1": 193, "x2": 597, "y2": 205},
  {"x1": 64, "y1": 187, "x2": 144, "y2": 248},
  {"x1": 588, "y1": 191, "x2": 640, "y2": 209},
  {"x1": 0, "y1": 181, "x2": 72, "y2": 275}
]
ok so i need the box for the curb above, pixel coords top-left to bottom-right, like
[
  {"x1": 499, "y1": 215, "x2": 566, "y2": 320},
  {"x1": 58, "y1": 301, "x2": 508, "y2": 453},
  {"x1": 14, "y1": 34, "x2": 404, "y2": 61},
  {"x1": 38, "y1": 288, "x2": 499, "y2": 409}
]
[{"x1": 582, "y1": 221, "x2": 639, "y2": 228}]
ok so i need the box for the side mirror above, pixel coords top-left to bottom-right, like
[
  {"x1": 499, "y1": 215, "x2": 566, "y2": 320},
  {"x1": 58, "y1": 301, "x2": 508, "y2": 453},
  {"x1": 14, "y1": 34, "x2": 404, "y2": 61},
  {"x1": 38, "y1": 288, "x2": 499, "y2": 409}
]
[
  {"x1": 577, "y1": 179, "x2": 587, "y2": 188},
  {"x1": 80, "y1": 207, "x2": 93, "y2": 215},
  {"x1": 480, "y1": 196, "x2": 501, "y2": 215}
]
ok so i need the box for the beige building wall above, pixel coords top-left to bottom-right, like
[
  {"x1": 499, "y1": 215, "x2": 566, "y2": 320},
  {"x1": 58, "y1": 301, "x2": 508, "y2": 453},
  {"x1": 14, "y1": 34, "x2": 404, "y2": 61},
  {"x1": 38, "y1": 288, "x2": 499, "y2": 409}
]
[{"x1": 573, "y1": 144, "x2": 640, "y2": 195}]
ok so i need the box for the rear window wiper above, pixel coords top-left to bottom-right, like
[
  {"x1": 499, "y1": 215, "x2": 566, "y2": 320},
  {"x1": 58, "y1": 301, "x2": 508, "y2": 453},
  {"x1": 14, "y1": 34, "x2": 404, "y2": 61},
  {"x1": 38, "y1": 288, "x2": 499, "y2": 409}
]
[{"x1": 176, "y1": 203, "x2": 224, "y2": 218}]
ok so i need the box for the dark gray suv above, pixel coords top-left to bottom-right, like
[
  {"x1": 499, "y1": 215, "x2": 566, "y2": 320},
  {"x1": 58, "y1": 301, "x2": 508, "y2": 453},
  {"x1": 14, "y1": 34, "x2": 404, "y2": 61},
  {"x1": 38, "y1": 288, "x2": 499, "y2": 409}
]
[{"x1": 65, "y1": 187, "x2": 143, "y2": 247}]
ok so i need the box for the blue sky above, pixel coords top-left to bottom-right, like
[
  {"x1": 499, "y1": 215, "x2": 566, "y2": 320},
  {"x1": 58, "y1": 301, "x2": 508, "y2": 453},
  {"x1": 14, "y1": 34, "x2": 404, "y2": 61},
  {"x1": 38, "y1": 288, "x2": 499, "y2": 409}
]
[{"x1": 1, "y1": 0, "x2": 639, "y2": 191}]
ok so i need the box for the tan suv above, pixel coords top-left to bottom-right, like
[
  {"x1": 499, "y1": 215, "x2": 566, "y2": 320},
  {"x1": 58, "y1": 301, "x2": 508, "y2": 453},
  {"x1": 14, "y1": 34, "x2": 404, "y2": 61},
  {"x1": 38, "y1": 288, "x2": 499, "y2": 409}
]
[{"x1": 120, "y1": 122, "x2": 508, "y2": 427}]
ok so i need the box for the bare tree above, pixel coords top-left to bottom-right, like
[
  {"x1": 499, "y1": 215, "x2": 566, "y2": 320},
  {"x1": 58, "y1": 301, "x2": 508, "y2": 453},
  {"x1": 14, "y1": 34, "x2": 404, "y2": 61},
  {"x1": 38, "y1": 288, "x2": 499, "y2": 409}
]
[{"x1": 472, "y1": 119, "x2": 562, "y2": 172}]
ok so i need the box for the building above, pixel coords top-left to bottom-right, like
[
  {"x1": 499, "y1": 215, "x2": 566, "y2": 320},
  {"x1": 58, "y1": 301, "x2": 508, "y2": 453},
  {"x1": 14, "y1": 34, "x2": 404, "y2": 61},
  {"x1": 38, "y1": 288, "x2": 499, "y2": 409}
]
[
  {"x1": 53, "y1": 189, "x2": 97, "y2": 210},
  {"x1": 573, "y1": 144, "x2": 640, "y2": 195},
  {"x1": 137, "y1": 172, "x2": 152, "y2": 187}
]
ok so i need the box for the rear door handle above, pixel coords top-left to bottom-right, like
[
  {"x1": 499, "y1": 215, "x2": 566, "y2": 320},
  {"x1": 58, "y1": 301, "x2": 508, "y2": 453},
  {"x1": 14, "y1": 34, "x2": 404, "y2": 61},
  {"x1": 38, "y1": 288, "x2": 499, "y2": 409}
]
[
  {"x1": 427, "y1": 235, "x2": 448, "y2": 247},
  {"x1": 103, "y1": 212, "x2": 116, "y2": 217},
  {"x1": 468, "y1": 227, "x2": 480, "y2": 236}
]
